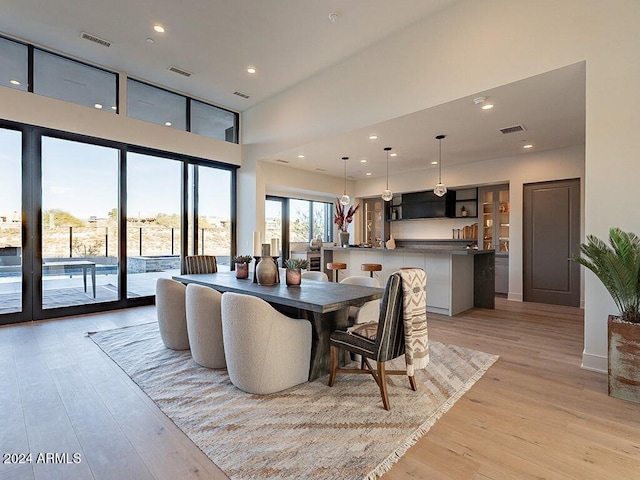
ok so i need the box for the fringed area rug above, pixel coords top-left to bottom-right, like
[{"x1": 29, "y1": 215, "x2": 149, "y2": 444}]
[{"x1": 89, "y1": 322, "x2": 498, "y2": 480}]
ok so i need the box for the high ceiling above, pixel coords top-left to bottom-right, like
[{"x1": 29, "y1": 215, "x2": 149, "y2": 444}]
[
  {"x1": 0, "y1": 1, "x2": 585, "y2": 180},
  {"x1": 0, "y1": 0, "x2": 457, "y2": 112}
]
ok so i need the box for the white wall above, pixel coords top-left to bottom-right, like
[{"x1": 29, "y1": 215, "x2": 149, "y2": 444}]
[
  {"x1": 241, "y1": 0, "x2": 640, "y2": 373},
  {"x1": 0, "y1": 85, "x2": 241, "y2": 166}
]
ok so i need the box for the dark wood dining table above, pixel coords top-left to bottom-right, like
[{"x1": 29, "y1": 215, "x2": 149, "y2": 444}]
[{"x1": 173, "y1": 271, "x2": 384, "y2": 380}]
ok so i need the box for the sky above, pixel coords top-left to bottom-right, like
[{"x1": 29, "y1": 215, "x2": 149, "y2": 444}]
[{"x1": 0, "y1": 130, "x2": 232, "y2": 220}]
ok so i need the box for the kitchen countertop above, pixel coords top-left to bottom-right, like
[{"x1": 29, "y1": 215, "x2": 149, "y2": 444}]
[{"x1": 322, "y1": 246, "x2": 494, "y2": 256}]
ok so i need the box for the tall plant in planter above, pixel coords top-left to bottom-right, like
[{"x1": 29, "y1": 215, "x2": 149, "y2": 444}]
[{"x1": 573, "y1": 227, "x2": 640, "y2": 403}]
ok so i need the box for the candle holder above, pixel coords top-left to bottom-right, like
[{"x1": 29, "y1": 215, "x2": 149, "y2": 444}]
[
  {"x1": 272, "y1": 256, "x2": 280, "y2": 283},
  {"x1": 253, "y1": 256, "x2": 261, "y2": 283}
]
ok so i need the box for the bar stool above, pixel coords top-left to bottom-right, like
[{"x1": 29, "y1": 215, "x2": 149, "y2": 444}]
[
  {"x1": 361, "y1": 263, "x2": 382, "y2": 278},
  {"x1": 326, "y1": 262, "x2": 347, "y2": 282}
]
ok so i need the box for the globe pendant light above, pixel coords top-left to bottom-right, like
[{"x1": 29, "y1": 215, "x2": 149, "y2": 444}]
[
  {"x1": 381, "y1": 147, "x2": 393, "y2": 201},
  {"x1": 339, "y1": 156, "x2": 350, "y2": 206},
  {"x1": 433, "y1": 134, "x2": 447, "y2": 197}
]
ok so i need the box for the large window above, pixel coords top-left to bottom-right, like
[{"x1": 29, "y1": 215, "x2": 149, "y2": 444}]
[
  {"x1": 0, "y1": 34, "x2": 239, "y2": 144},
  {"x1": 0, "y1": 36, "x2": 27, "y2": 91},
  {"x1": 192, "y1": 166, "x2": 232, "y2": 261},
  {"x1": 126, "y1": 152, "x2": 183, "y2": 298},
  {"x1": 0, "y1": 128, "x2": 22, "y2": 314},
  {"x1": 127, "y1": 79, "x2": 187, "y2": 130},
  {"x1": 33, "y1": 49, "x2": 117, "y2": 113},
  {"x1": 41, "y1": 137, "x2": 120, "y2": 309},
  {"x1": 289, "y1": 199, "x2": 333, "y2": 243},
  {"x1": 191, "y1": 99, "x2": 237, "y2": 142},
  {"x1": 0, "y1": 119, "x2": 237, "y2": 325}
]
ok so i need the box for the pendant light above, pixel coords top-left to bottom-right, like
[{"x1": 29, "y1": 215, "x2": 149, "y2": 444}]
[
  {"x1": 381, "y1": 147, "x2": 393, "y2": 201},
  {"x1": 339, "y1": 156, "x2": 350, "y2": 206},
  {"x1": 433, "y1": 134, "x2": 447, "y2": 197}
]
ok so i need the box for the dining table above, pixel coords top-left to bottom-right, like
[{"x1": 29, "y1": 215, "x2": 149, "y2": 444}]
[{"x1": 173, "y1": 271, "x2": 384, "y2": 380}]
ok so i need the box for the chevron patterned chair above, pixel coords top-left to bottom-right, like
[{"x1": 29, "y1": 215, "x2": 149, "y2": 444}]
[
  {"x1": 328, "y1": 269, "x2": 428, "y2": 410},
  {"x1": 184, "y1": 255, "x2": 217, "y2": 274}
]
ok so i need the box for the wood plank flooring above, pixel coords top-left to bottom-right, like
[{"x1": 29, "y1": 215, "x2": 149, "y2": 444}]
[{"x1": 1, "y1": 299, "x2": 639, "y2": 479}]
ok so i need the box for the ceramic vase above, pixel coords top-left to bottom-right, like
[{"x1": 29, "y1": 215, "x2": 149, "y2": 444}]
[
  {"x1": 386, "y1": 235, "x2": 396, "y2": 249},
  {"x1": 339, "y1": 231, "x2": 350, "y2": 247},
  {"x1": 310, "y1": 234, "x2": 323, "y2": 251},
  {"x1": 285, "y1": 268, "x2": 302, "y2": 286},
  {"x1": 256, "y1": 256, "x2": 278, "y2": 285}
]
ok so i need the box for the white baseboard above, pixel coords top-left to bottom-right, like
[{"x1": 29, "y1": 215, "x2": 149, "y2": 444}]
[
  {"x1": 581, "y1": 351, "x2": 607, "y2": 373},
  {"x1": 508, "y1": 293, "x2": 522, "y2": 302}
]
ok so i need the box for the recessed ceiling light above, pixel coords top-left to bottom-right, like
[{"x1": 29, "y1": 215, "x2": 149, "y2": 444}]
[
  {"x1": 481, "y1": 103, "x2": 494, "y2": 110},
  {"x1": 94, "y1": 103, "x2": 103, "y2": 109},
  {"x1": 153, "y1": 24, "x2": 165, "y2": 33},
  {"x1": 366, "y1": 172, "x2": 372, "y2": 176},
  {"x1": 165, "y1": 121, "x2": 172, "y2": 126},
  {"x1": 146, "y1": 38, "x2": 154, "y2": 44},
  {"x1": 390, "y1": 153, "x2": 397, "y2": 157},
  {"x1": 360, "y1": 159, "x2": 367, "y2": 163},
  {"x1": 9, "y1": 79, "x2": 20, "y2": 85},
  {"x1": 431, "y1": 161, "x2": 438, "y2": 165},
  {"x1": 523, "y1": 144, "x2": 534, "y2": 149},
  {"x1": 247, "y1": 67, "x2": 256, "y2": 74},
  {"x1": 369, "y1": 135, "x2": 378, "y2": 140},
  {"x1": 298, "y1": 154, "x2": 305, "y2": 159}
]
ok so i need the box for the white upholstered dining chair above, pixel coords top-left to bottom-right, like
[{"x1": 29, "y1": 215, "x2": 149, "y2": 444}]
[{"x1": 221, "y1": 292, "x2": 312, "y2": 394}]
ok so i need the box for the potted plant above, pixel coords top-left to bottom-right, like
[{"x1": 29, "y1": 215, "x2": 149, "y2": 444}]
[
  {"x1": 232, "y1": 255, "x2": 253, "y2": 279},
  {"x1": 284, "y1": 258, "x2": 308, "y2": 286},
  {"x1": 573, "y1": 227, "x2": 640, "y2": 403}
]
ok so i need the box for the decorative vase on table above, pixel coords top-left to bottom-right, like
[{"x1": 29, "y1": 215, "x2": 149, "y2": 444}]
[
  {"x1": 339, "y1": 231, "x2": 350, "y2": 248},
  {"x1": 256, "y1": 256, "x2": 278, "y2": 285},
  {"x1": 285, "y1": 268, "x2": 302, "y2": 286}
]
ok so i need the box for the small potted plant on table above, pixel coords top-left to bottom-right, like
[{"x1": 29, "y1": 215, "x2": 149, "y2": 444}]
[
  {"x1": 284, "y1": 258, "x2": 308, "y2": 286},
  {"x1": 232, "y1": 255, "x2": 253, "y2": 279},
  {"x1": 573, "y1": 227, "x2": 640, "y2": 403}
]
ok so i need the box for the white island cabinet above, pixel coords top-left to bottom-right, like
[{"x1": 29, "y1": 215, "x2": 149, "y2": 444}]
[{"x1": 322, "y1": 246, "x2": 494, "y2": 316}]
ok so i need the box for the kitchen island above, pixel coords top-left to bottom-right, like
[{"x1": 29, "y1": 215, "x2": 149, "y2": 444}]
[{"x1": 322, "y1": 244, "x2": 494, "y2": 316}]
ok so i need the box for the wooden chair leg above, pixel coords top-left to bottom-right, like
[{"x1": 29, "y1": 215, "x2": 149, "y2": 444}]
[
  {"x1": 328, "y1": 345, "x2": 338, "y2": 386},
  {"x1": 377, "y1": 361, "x2": 390, "y2": 410},
  {"x1": 408, "y1": 375, "x2": 417, "y2": 391}
]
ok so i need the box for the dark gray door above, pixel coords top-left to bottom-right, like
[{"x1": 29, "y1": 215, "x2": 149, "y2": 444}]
[{"x1": 523, "y1": 179, "x2": 580, "y2": 306}]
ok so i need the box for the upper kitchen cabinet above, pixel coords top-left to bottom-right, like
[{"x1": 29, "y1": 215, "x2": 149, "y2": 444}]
[{"x1": 386, "y1": 188, "x2": 476, "y2": 221}]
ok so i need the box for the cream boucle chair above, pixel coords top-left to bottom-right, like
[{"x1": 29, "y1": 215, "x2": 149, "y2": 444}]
[
  {"x1": 185, "y1": 283, "x2": 225, "y2": 368},
  {"x1": 340, "y1": 275, "x2": 381, "y2": 324},
  {"x1": 221, "y1": 292, "x2": 312, "y2": 394},
  {"x1": 155, "y1": 278, "x2": 190, "y2": 350},
  {"x1": 301, "y1": 271, "x2": 329, "y2": 282}
]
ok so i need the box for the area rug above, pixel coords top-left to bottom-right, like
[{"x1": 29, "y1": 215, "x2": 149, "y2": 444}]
[{"x1": 89, "y1": 322, "x2": 498, "y2": 480}]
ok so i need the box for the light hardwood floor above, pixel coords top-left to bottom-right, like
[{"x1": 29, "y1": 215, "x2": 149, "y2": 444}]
[{"x1": 1, "y1": 299, "x2": 639, "y2": 479}]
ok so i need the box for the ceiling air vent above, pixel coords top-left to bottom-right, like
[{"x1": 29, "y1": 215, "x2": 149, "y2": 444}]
[
  {"x1": 168, "y1": 66, "x2": 192, "y2": 77},
  {"x1": 234, "y1": 91, "x2": 250, "y2": 99},
  {"x1": 276, "y1": 159, "x2": 290, "y2": 164},
  {"x1": 80, "y1": 32, "x2": 111, "y2": 48},
  {"x1": 499, "y1": 124, "x2": 526, "y2": 135}
]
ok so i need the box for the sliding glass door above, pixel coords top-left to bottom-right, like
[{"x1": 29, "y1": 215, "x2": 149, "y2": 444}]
[
  {"x1": 0, "y1": 128, "x2": 22, "y2": 315},
  {"x1": 0, "y1": 121, "x2": 237, "y2": 325},
  {"x1": 126, "y1": 152, "x2": 183, "y2": 298},
  {"x1": 41, "y1": 137, "x2": 120, "y2": 309},
  {"x1": 191, "y1": 165, "x2": 233, "y2": 268}
]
